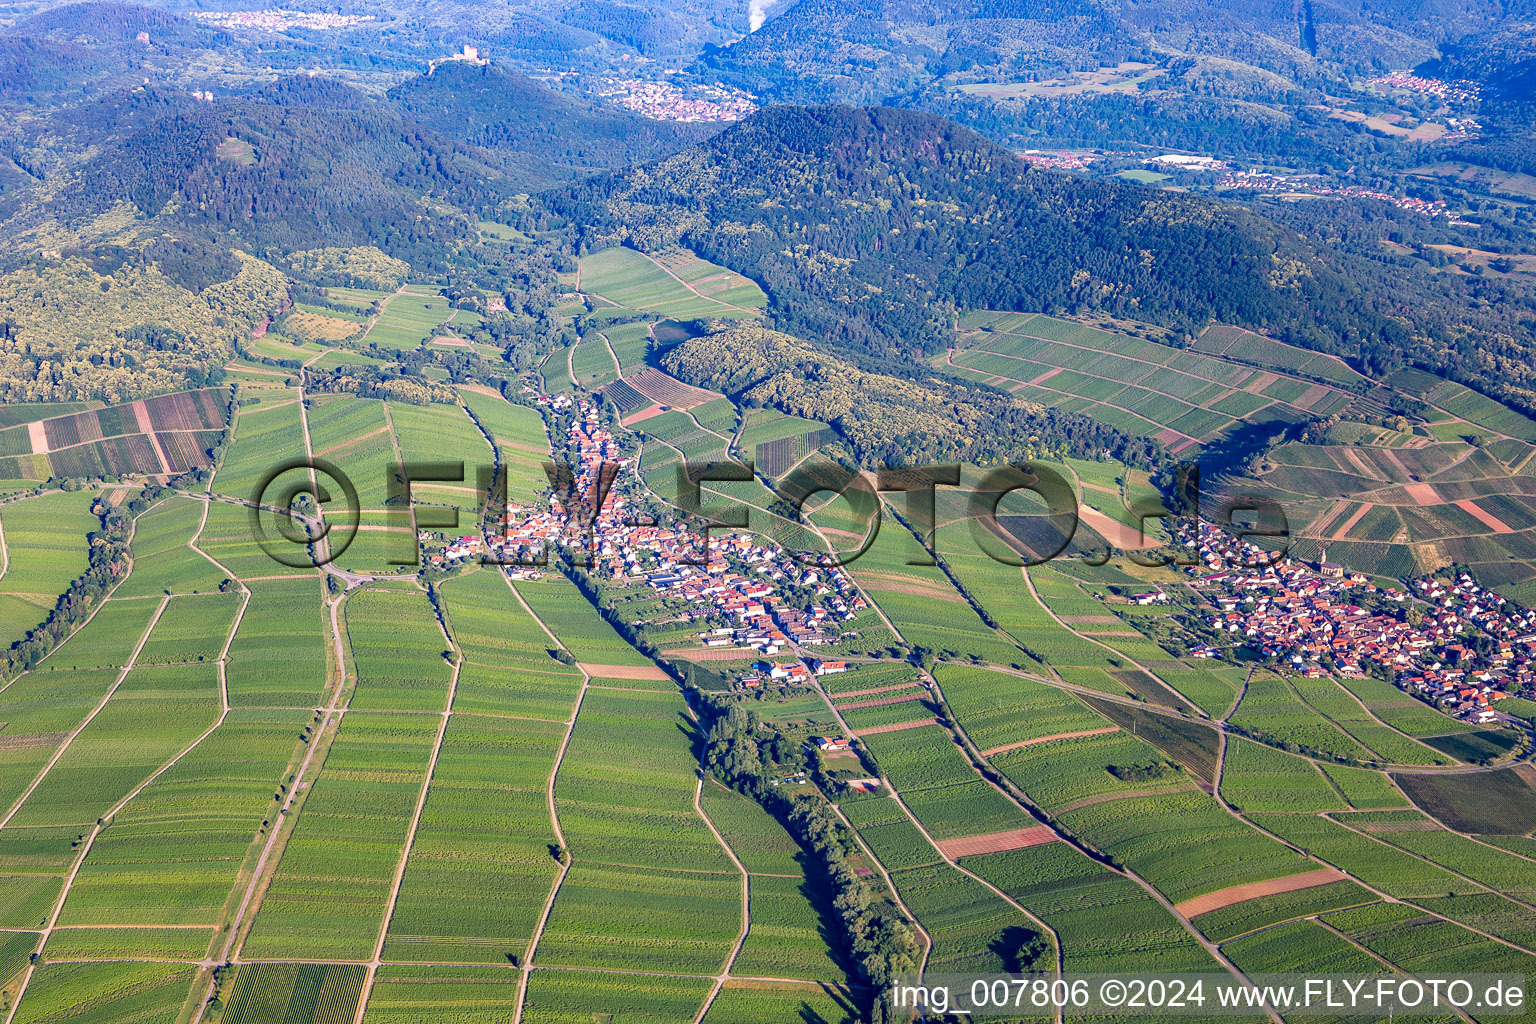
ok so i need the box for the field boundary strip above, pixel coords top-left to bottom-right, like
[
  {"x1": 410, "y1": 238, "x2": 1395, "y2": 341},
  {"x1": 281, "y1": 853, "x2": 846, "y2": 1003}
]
[
  {"x1": 934, "y1": 825, "x2": 1059, "y2": 858},
  {"x1": 979, "y1": 726, "x2": 1120, "y2": 757},
  {"x1": 1173, "y1": 867, "x2": 1348, "y2": 917},
  {"x1": 853, "y1": 717, "x2": 942, "y2": 736}
]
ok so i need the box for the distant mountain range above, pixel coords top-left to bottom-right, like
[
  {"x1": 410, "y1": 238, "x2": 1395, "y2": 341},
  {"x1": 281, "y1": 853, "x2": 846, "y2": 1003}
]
[{"x1": 701, "y1": 0, "x2": 1510, "y2": 103}]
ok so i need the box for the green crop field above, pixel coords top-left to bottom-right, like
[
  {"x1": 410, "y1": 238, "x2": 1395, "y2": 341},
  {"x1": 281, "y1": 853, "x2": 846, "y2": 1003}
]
[
  {"x1": 384, "y1": 714, "x2": 564, "y2": 963},
  {"x1": 514, "y1": 575, "x2": 654, "y2": 669},
  {"x1": 580, "y1": 246, "x2": 765, "y2": 320},
  {"x1": 700, "y1": 781, "x2": 803, "y2": 875},
  {"x1": 135, "y1": 592, "x2": 242, "y2": 666},
  {"x1": 862, "y1": 725, "x2": 1031, "y2": 839},
  {"x1": 226, "y1": 576, "x2": 329, "y2": 706},
  {"x1": 990, "y1": 727, "x2": 1193, "y2": 814},
  {"x1": 7, "y1": 662, "x2": 221, "y2": 831},
  {"x1": 10, "y1": 961, "x2": 198, "y2": 1024},
  {"x1": 1251, "y1": 813, "x2": 1474, "y2": 900},
  {"x1": 702, "y1": 983, "x2": 858, "y2": 1024},
  {"x1": 934, "y1": 664, "x2": 1108, "y2": 751},
  {"x1": 521, "y1": 969, "x2": 713, "y2": 1024},
  {"x1": 1220, "y1": 737, "x2": 1346, "y2": 813},
  {"x1": 222, "y1": 962, "x2": 366, "y2": 1024},
  {"x1": 537, "y1": 861, "x2": 740, "y2": 973},
  {"x1": 242, "y1": 712, "x2": 440, "y2": 960},
  {"x1": 1230, "y1": 672, "x2": 1377, "y2": 762},
  {"x1": 553, "y1": 686, "x2": 730, "y2": 869},
  {"x1": 195, "y1": 498, "x2": 296, "y2": 580},
  {"x1": 438, "y1": 569, "x2": 583, "y2": 720},
  {"x1": 360, "y1": 967, "x2": 519, "y2": 1023},
  {"x1": 1193, "y1": 878, "x2": 1376, "y2": 942},
  {"x1": 113, "y1": 496, "x2": 226, "y2": 597},
  {"x1": 840, "y1": 795, "x2": 944, "y2": 871},
  {"x1": 965, "y1": 841, "x2": 1217, "y2": 973},
  {"x1": 58, "y1": 709, "x2": 305, "y2": 930},
  {"x1": 1060, "y1": 789, "x2": 1313, "y2": 905},
  {"x1": 886, "y1": 860, "x2": 1050, "y2": 974},
  {"x1": 387, "y1": 400, "x2": 493, "y2": 518},
  {"x1": 458, "y1": 389, "x2": 550, "y2": 505},
  {"x1": 368, "y1": 288, "x2": 455, "y2": 349},
  {"x1": 304, "y1": 394, "x2": 398, "y2": 509},
  {"x1": 0, "y1": 491, "x2": 97, "y2": 649},
  {"x1": 213, "y1": 393, "x2": 309, "y2": 503},
  {"x1": 344, "y1": 585, "x2": 454, "y2": 711}
]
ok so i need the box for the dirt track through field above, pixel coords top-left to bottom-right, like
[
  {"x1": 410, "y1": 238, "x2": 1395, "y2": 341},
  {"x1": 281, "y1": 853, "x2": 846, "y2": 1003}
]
[
  {"x1": 936, "y1": 825, "x2": 1059, "y2": 858},
  {"x1": 980, "y1": 726, "x2": 1119, "y2": 757},
  {"x1": 1174, "y1": 867, "x2": 1347, "y2": 917}
]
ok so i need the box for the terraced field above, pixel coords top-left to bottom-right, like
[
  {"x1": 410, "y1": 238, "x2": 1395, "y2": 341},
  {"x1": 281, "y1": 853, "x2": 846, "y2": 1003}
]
[
  {"x1": 579, "y1": 245, "x2": 765, "y2": 320},
  {"x1": 949, "y1": 314, "x2": 1362, "y2": 454}
]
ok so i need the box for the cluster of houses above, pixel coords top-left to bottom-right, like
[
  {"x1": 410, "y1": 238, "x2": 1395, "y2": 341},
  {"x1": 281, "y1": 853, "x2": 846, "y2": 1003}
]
[
  {"x1": 594, "y1": 79, "x2": 758, "y2": 123},
  {"x1": 677, "y1": 549, "x2": 867, "y2": 654},
  {"x1": 733, "y1": 657, "x2": 848, "y2": 689},
  {"x1": 190, "y1": 8, "x2": 375, "y2": 31},
  {"x1": 429, "y1": 394, "x2": 870, "y2": 657},
  {"x1": 1181, "y1": 520, "x2": 1528, "y2": 724},
  {"x1": 431, "y1": 396, "x2": 627, "y2": 567},
  {"x1": 1219, "y1": 170, "x2": 1452, "y2": 218},
  {"x1": 1369, "y1": 71, "x2": 1482, "y2": 104}
]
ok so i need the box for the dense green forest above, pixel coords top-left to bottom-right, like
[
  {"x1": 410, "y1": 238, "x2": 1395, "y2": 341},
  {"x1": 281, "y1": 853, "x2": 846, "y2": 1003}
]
[{"x1": 386, "y1": 61, "x2": 710, "y2": 187}]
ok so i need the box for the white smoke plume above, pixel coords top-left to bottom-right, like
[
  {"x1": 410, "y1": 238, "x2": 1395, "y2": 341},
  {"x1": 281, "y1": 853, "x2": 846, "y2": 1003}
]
[{"x1": 749, "y1": 0, "x2": 773, "y2": 32}]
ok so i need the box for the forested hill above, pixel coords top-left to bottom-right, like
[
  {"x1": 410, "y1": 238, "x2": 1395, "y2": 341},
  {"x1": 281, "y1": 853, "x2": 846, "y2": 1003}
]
[
  {"x1": 386, "y1": 62, "x2": 711, "y2": 189},
  {"x1": 0, "y1": 3, "x2": 237, "y2": 101},
  {"x1": 8, "y1": 2, "x2": 228, "y2": 48},
  {"x1": 549, "y1": 104, "x2": 1384, "y2": 364},
  {"x1": 660, "y1": 324, "x2": 1161, "y2": 468},
  {"x1": 65, "y1": 77, "x2": 502, "y2": 265}
]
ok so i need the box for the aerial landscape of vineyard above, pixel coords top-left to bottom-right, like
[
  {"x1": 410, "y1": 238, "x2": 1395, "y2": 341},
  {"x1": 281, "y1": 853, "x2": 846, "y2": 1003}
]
[{"x1": 2, "y1": 0, "x2": 1536, "y2": 1022}]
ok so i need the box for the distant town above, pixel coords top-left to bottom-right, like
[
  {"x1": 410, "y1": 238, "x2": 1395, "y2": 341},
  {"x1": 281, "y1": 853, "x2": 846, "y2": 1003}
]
[
  {"x1": 1182, "y1": 519, "x2": 1533, "y2": 727},
  {"x1": 1218, "y1": 170, "x2": 1452, "y2": 217},
  {"x1": 1369, "y1": 70, "x2": 1483, "y2": 105},
  {"x1": 190, "y1": 9, "x2": 375, "y2": 32},
  {"x1": 594, "y1": 79, "x2": 759, "y2": 122}
]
